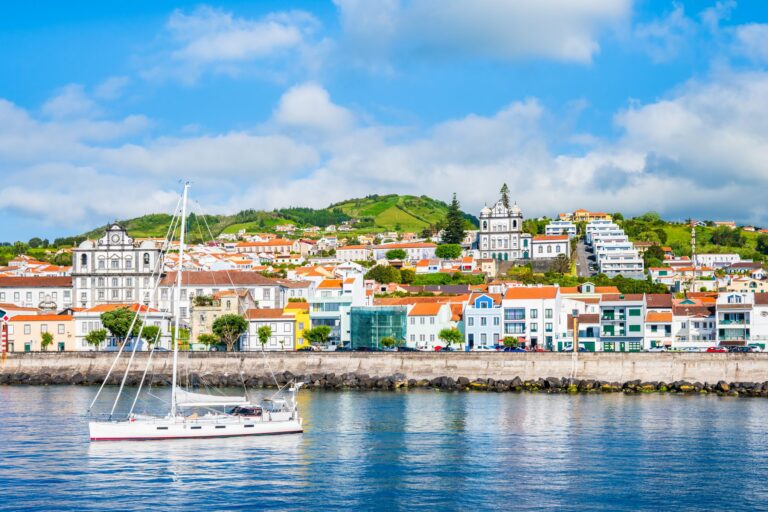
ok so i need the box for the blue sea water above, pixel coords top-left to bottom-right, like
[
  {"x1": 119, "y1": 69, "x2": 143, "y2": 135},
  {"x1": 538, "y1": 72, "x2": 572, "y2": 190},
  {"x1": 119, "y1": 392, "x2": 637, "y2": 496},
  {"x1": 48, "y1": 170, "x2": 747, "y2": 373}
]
[{"x1": 1, "y1": 386, "x2": 768, "y2": 511}]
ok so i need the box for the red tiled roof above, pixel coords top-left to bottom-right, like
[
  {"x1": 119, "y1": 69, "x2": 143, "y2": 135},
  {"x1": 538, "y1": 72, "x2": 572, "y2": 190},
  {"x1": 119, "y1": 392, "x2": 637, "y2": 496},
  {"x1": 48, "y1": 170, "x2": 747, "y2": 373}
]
[
  {"x1": 646, "y1": 311, "x2": 672, "y2": 323},
  {"x1": 533, "y1": 235, "x2": 569, "y2": 241},
  {"x1": 9, "y1": 314, "x2": 73, "y2": 322},
  {"x1": 374, "y1": 243, "x2": 436, "y2": 249},
  {"x1": 84, "y1": 303, "x2": 159, "y2": 313},
  {"x1": 318, "y1": 279, "x2": 343, "y2": 289},
  {"x1": 245, "y1": 308, "x2": 293, "y2": 320},
  {"x1": 408, "y1": 303, "x2": 444, "y2": 316},
  {"x1": 504, "y1": 287, "x2": 558, "y2": 300},
  {"x1": 160, "y1": 271, "x2": 275, "y2": 287},
  {"x1": 0, "y1": 276, "x2": 72, "y2": 288}
]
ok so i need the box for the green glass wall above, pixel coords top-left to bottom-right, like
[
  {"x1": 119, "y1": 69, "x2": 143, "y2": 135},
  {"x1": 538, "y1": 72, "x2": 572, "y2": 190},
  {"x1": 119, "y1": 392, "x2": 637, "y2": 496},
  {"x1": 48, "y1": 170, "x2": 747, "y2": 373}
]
[{"x1": 350, "y1": 307, "x2": 407, "y2": 349}]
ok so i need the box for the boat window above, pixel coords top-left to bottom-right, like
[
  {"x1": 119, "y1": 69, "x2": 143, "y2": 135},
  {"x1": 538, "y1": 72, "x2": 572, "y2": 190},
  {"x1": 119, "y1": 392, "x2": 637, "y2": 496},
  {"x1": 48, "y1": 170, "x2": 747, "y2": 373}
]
[
  {"x1": 244, "y1": 425, "x2": 254, "y2": 428},
  {"x1": 215, "y1": 425, "x2": 226, "y2": 429},
  {"x1": 157, "y1": 427, "x2": 168, "y2": 430},
  {"x1": 191, "y1": 426, "x2": 202, "y2": 430}
]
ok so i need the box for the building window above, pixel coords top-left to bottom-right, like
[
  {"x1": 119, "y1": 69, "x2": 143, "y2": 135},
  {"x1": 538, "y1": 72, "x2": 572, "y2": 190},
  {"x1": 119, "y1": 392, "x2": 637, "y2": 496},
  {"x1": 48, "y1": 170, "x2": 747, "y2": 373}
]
[
  {"x1": 530, "y1": 323, "x2": 538, "y2": 332},
  {"x1": 530, "y1": 309, "x2": 538, "y2": 319},
  {"x1": 143, "y1": 253, "x2": 150, "y2": 265},
  {"x1": 410, "y1": 317, "x2": 415, "y2": 325},
  {"x1": 629, "y1": 324, "x2": 641, "y2": 333},
  {"x1": 429, "y1": 317, "x2": 435, "y2": 325},
  {"x1": 481, "y1": 333, "x2": 487, "y2": 343},
  {"x1": 545, "y1": 323, "x2": 553, "y2": 332},
  {"x1": 126, "y1": 278, "x2": 132, "y2": 287},
  {"x1": 125, "y1": 258, "x2": 132, "y2": 269},
  {"x1": 263, "y1": 289, "x2": 271, "y2": 300},
  {"x1": 111, "y1": 258, "x2": 119, "y2": 269},
  {"x1": 429, "y1": 334, "x2": 435, "y2": 342},
  {"x1": 24, "y1": 324, "x2": 31, "y2": 335},
  {"x1": 468, "y1": 318, "x2": 474, "y2": 326},
  {"x1": 493, "y1": 317, "x2": 499, "y2": 326},
  {"x1": 111, "y1": 278, "x2": 118, "y2": 287},
  {"x1": 0, "y1": 293, "x2": 4, "y2": 301},
  {"x1": 81, "y1": 254, "x2": 87, "y2": 268},
  {"x1": 112, "y1": 290, "x2": 119, "y2": 299},
  {"x1": 410, "y1": 334, "x2": 415, "y2": 341},
  {"x1": 480, "y1": 317, "x2": 487, "y2": 326},
  {"x1": 545, "y1": 309, "x2": 553, "y2": 319},
  {"x1": 180, "y1": 307, "x2": 188, "y2": 318},
  {"x1": 420, "y1": 317, "x2": 425, "y2": 325},
  {"x1": 98, "y1": 259, "x2": 105, "y2": 269},
  {"x1": 629, "y1": 309, "x2": 642, "y2": 317},
  {"x1": 41, "y1": 324, "x2": 48, "y2": 333},
  {"x1": 98, "y1": 291, "x2": 105, "y2": 300}
]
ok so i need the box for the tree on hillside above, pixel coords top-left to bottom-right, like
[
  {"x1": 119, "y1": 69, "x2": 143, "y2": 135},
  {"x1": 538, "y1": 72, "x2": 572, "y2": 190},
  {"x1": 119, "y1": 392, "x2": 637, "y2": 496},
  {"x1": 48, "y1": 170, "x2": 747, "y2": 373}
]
[
  {"x1": 612, "y1": 212, "x2": 624, "y2": 222},
  {"x1": 438, "y1": 328, "x2": 464, "y2": 350},
  {"x1": 28, "y1": 237, "x2": 43, "y2": 249},
  {"x1": 85, "y1": 329, "x2": 107, "y2": 350},
  {"x1": 654, "y1": 228, "x2": 668, "y2": 244},
  {"x1": 257, "y1": 325, "x2": 272, "y2": 351},
  {"x1": 757, "y1": 234, "x2": 768, "y2": 255},
  {"x1": 435, "y1": 244, "x2": 462, "y2": 259},
  {"x1": 305, "y1": 325, "x2": 332, "y2": 346},
  {"x1": 500, "y1": 183, "x2": 510, "y2": 209},
  {"x1": 400, "y1": 268, "x2": 416, "y2": 284},
  {"x1": 442, "y1": 193, "x2": 466, "y2": 244},
  {"x1": 385, "y1": 249, "x2": 407, "y2": 260},
  {"x1": 40, "y1": 331, "x2": 53, "y2": 351},
  {"x1": 212, "y1": 314, "x2": 248, "y2": 351},
  {"x1": 365, "y1": 264, "x2": 402, "y2": 284},
  {"x1": 711, "y1": 226, "x2": 744, "y2": 247},
  {"x1": 643, "y1": 245, "x2": 665, "y2": 268},
  {"x1": 100, "y1": 307, "x2": 143, "y2": 347}
]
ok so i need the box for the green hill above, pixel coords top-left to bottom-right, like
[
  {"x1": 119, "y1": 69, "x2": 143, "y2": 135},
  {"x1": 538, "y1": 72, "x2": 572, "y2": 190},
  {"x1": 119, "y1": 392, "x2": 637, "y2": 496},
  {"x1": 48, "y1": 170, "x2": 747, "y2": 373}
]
[
  {"x1": 60, "y1": 194, "x2": 478, "y2": 244},
  {"x1": 329, "y1": 194, "x2": 478, "y2": 232}
]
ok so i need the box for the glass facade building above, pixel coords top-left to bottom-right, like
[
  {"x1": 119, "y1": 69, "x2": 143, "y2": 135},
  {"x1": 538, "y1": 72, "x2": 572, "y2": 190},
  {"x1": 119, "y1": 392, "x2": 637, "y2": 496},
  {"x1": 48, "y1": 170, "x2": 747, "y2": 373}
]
[{"x1": 350, "y1": 307, "x2": 407, "y2": 349}]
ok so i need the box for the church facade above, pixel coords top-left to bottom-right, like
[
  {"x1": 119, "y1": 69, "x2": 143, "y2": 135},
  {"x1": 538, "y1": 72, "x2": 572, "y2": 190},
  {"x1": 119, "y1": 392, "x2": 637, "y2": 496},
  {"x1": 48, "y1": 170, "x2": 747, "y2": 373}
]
[
  {"x1": 72, "y1": 224, "x2": 164, "y2": 308},
  {"x1": 478, "y1": 199, "x2": 532, "y2": 261}
]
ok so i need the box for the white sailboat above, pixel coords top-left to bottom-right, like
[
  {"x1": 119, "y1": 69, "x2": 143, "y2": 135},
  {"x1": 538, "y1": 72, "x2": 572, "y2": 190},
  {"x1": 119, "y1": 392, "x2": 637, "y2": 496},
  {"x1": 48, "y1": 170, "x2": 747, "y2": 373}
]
[{"x1": 88, "y1": 182, "x2": 303, "y2": 441}]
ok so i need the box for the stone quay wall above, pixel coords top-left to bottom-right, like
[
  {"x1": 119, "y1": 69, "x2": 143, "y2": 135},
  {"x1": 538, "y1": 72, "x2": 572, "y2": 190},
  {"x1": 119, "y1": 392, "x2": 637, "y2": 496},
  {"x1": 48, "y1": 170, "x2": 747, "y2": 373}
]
[{"x1": 2, "y1": 352, "x2": 768, "y2": 385}]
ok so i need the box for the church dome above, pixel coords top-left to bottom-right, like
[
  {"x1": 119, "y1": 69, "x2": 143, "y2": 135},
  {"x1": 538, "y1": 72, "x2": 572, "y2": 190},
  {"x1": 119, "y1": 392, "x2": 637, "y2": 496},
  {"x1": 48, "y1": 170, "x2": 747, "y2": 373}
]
[
  {"x1": 510, "y1": 202, "x2": 522, "y2": 216},
  {"x1": 480, "y1": 205, "x2": 491, "y2": 217}
]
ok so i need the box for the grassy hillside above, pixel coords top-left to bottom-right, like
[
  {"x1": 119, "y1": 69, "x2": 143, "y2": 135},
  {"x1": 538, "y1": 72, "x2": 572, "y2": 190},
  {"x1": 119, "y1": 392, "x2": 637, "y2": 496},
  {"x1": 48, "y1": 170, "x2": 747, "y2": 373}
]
[
  {"x1": 620, "y1": 213, "x2": 767, "y2": 262},
  {"x1": 63, "y1": 194, "x2": 479, "y2": 243},
  {"x1": 330, "y1": 194, "x2": 478, "y2": 232}
]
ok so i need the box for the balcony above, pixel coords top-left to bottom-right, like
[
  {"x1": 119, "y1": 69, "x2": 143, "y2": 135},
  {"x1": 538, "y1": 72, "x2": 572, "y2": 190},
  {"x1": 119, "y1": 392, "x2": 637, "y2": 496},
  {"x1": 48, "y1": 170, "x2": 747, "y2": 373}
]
[
  {"x1": 718, "y1": 319, "x2": 748, "y2": 325},
  {"x1": 601, "y1": 330, "x2": 626, "y2": 338}
]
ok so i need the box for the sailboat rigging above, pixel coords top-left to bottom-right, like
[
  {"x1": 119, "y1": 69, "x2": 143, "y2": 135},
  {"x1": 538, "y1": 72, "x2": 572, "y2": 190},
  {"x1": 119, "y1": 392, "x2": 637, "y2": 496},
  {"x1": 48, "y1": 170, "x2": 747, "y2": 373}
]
[{"x1": 88, "y1": 182, "x2": 304, "y2": 441}]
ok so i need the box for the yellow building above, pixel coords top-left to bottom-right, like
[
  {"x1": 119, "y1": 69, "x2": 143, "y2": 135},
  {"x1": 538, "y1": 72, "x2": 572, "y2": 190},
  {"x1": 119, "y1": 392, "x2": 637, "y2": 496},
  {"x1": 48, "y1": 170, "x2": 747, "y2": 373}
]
[
  {"x1": 560, "y1": 209, "x2": 612, "y2": 223},
  {"x1": 7, "y1": 314, "x2": 75, "y2": 352},
  {"x1": 284, "y1": 301, "x2": 310, "y2": 349}
]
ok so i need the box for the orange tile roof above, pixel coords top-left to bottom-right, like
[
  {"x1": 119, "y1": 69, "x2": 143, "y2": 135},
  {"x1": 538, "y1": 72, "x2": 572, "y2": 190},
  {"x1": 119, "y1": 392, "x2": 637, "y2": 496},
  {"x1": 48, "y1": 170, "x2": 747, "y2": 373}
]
[
  {"x1": 245, "y1": 308, "x2": 293, "y2": 320},
  {"x1": 646, "y1": 311, "x2": 672, "y2": 323},
  {"x1": 284, "y1": 302, "x2": 309, "y2": 311},
  {"x1": 595, "y1": 286, "x2": 620, "y2": 294},
  {"x1": 504, "y1": 286, "x2": 558, "y2": 300},
  {"x1": 533, "y1": 235, "x2": 569, "y2": 241},
  {"x1": 9, "y1": 314, "x2": 73, "y2": 322},
  {"x1": 408, "y1": 303, "x2": 444, "y2": 316},
  {"x1": 375, "y1": 242, "x2": 436, "y2": 249},
  {"x1": 338, "y1": 245, "x2": 369, "y2": 250},
  {"x1": 0, "y1": 276, "x2": 72, "y2": 288},
  {"x1": 318, "y1": 279, "x2": 343, "y2": 289},
  {"x1": 84, "y1": 304, "x2": 159, "y2": 313},
  {"x1": 449, "y1": 303, "x2": 463, "y2": 321}
]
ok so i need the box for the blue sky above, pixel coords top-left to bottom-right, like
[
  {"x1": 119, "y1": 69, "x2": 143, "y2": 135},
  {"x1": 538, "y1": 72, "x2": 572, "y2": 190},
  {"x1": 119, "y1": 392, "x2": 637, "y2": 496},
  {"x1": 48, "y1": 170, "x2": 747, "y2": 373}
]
[{"x1": 1, "y1": 0, "x2": 768, "y2": 241}]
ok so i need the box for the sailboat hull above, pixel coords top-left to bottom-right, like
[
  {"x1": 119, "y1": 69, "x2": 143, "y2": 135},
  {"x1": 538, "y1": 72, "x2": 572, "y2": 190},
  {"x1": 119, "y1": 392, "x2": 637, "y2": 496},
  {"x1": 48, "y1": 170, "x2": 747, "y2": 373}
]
[{"x1": 89, "y1": 415, "x2": 303, "y2": 441}]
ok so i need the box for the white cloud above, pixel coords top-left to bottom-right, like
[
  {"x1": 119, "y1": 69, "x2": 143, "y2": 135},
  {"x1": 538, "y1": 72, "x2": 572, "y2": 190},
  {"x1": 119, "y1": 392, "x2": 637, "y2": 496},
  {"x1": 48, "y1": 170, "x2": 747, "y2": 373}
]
[
  {"x1": 633, "y1": 3, "x2": 696, "y2": 63},
  {"x1": 733, "y1": 23, "x2": 768, "y2": 63},
  {"x1": 144, "y1": 6, "x2": 325, "y2": 83},
  {"x1": 700, "y1": 0, "x2": 736, "y2": 33},
  {"x1": 94, "y1": 76, "x2": 131, "y2": 100},
  {"x1": 6, "y1": 71, "x2": 768, "y2": 237},
  {"x1": 41, "y1": 84, "x2": 101, "y2": 119},
  {"x1": 273, "y1": 82, "x2": 356, "y2": 134},
  {"x1": 334, "y1": 0, "x2": 631, "y2": 65}
]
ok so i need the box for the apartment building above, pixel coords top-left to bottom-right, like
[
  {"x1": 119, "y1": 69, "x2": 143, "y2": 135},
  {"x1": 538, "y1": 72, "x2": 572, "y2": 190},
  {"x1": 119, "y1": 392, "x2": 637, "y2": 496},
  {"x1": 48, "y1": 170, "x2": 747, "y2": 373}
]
[
  {"x1": 7, "y1": 314, "x2": 75, "y2": 352},
  {"x1": 245, "y1": 308, "x2": 296, "y2": 351},
  {"x1": 545, "y1": 220, "x2": 577, "y2": 238},
  {"x1": 599, "y1": 294, "x2": 645, "y2": 351},
  {"x1": 463, "y1": 293, "x2": 503, "y2": 349},
  {"x1": 406, "y1": 302, "x2": 455, "y2": 350},
  {"x1": 502, "y1": 286, "x2": 560, "y2": 350},
  {"x1": 0, "y1": 276, "x2": 73, "y2": 310}
]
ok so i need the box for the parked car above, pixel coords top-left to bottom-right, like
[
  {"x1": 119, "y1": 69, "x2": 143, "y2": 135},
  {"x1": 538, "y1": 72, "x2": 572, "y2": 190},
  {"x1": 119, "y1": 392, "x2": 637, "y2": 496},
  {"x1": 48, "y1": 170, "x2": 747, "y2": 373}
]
[
  {"x1": 472, "y1": 346, "x2": 496, "y2": 352},
  {"x1": 503, "y1": 347, "x2": 526, "y2": 352},
  {"x1": 706, "y1": 347, "x2": 728, "y2": 353},
  {"x1": 647, "y1": 346, "x2": 667, "y2": 352},
  {"x1": 396, "y1": 346, "x2": 417, "y2": 352}
]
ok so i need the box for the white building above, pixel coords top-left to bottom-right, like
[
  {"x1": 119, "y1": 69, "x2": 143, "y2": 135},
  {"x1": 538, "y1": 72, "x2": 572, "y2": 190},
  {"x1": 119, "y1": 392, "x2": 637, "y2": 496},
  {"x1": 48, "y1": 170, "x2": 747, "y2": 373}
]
[
  {"x1": 245, "y1": 308, "x2": 295, "y2": 351},
  {"x1": 598, "y1": 251, "x2": 645, "y2": 279},
  {"x1": 406, "y1": 302, "x2": 455, "y2": 350},
  {"x1": 478, "y1": 197, "x2": 532, "y2": 261},
  {"x1": 531, "y1": 235, "x2": 569, "y2": 259},
  {"x1": 671, "y1": 299, "x2": 716, "y2": 349},
  {"x1": 72, "y1": 224, "x2": 164, "y2": 308},
  {"x1": 463, "y1": 293, "x2": 503, "y2": 349},
  {"x1": 695, "y1": 253, "x2": 741, "y2": 269},
  {"x1": 336, "y1": 245, "x2": 372, "y2": 262},
  {"x1": 545, "y1": 220, "x2": 577, "y2": 239},
  {"x1": 502, "y1": 286, "x2": 561, "y2": 350},
  {"x1": 0, "y1": 276, "x2": 73, "y2": 310},
  {"x1": 74, "y1": 303, "x2": 172, "y2": 351},
  {"x1": 372, "y1": 243, "x2": 437, "y2": 262}
]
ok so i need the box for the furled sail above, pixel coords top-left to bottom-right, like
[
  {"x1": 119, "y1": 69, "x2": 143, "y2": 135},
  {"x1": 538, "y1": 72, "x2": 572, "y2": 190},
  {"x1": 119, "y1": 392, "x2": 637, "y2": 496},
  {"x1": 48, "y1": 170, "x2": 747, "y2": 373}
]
[{"x1": 175, "y1": 389, "x2": 249, "y2": 408}]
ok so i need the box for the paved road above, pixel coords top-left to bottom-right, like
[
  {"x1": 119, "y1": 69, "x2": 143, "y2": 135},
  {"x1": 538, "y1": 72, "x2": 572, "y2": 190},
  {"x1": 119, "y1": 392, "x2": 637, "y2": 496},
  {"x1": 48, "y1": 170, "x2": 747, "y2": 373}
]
[{"x1": 574, "y1": 239, "x2": 594, "y2": 277}]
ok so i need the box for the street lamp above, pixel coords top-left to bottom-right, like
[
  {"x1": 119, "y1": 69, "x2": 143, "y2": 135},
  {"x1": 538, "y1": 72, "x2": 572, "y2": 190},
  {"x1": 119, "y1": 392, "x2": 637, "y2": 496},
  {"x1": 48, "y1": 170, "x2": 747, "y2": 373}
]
[{"x1": 572, "y1": 309, "x2": 579, "y2": 353}]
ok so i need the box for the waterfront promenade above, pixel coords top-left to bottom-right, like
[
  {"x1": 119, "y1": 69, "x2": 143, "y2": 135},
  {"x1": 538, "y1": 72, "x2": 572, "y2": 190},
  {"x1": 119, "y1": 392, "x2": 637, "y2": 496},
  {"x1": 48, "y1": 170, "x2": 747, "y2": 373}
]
[{"x1": 3, "y1": 352, "x2": 768, "y2": 386}]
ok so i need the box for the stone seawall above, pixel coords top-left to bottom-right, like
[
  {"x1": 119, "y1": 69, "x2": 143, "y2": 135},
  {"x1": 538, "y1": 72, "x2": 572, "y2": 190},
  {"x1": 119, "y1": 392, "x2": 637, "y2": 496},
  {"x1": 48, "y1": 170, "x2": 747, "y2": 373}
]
[{"x1": 2, "y1": 352, "x2": 768, "y2": 385}]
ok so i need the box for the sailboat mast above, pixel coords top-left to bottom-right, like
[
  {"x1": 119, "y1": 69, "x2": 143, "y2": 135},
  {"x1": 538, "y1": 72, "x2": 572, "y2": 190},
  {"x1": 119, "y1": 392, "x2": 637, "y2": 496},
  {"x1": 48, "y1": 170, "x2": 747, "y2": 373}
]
[{"x1": 170, "y1": 182, "x2": 189, "y2": 418}]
